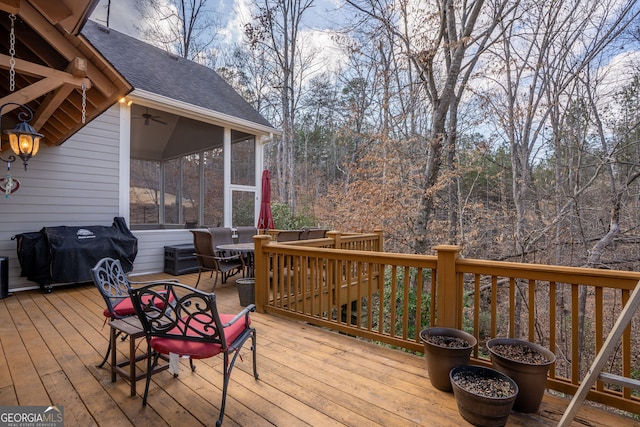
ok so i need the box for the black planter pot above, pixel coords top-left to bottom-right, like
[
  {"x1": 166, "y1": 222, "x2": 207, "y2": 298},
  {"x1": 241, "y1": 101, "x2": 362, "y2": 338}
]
[
  {"x1": 450, "y1": 365, "x2": 519, "y2": 427},
  {"x1": 487, "y1": 338, "x2": 555, "y2": 413},
  {"x1": 420, "y1": 327, "x2": 477, "y2": 392}
]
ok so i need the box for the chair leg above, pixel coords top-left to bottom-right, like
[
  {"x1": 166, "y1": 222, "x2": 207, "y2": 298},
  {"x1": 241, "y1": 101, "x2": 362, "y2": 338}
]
[
  {"x1": 195, "y1": 267, "x2": 202, "y2": 288},
  {"x1": 97, "y1": 334, "x2": 113, "y2": 368},
  {"x1": 217, "y1": 352, "x2": 231, "y2": 427},
  {"x1": 142, "y1": 349, "x2": 160, "y2": 407},
  {"x1": 216, "y1": 329, "x2": 258, "y2": 426},
  {"x1": 251, "y1": 329, "x2": 258, "y2": 380},
  {"x1": 97, "y1": 329, "x2": 124, "y2": 368}
]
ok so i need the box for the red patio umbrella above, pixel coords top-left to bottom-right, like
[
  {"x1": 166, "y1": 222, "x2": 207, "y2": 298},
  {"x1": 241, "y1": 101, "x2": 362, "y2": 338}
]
[{"x1": 258, "y1": 169, "x2": 274, "y2": 229}]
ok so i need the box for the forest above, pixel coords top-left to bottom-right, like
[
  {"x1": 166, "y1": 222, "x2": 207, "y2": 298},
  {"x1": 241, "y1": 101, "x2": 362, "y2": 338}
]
[{"x1": 132, "y1": 0, "x2": 640, "y2": 271}]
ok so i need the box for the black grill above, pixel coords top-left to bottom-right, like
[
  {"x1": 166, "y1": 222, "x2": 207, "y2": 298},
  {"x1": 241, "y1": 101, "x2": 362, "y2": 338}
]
[{"x1": 13, "y1": 217, "x2": 138, "y2": 292}]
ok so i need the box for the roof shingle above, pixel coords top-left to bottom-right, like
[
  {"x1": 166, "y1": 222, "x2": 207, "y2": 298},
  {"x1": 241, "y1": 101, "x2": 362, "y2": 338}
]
[{"x1": 82, "y1": 20, "x2": 273, "y2": 129}]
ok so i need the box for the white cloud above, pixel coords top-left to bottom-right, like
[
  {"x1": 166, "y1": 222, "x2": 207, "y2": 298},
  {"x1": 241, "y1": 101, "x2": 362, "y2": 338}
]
[
  {"x1": 302, "y1": 28, "x2": 345, "y2": 76},
  {"x1": 90, "y1": 0, "x2": 347, "y2": 76},
  {"x1": 597, "y1": 50, "x2": 640, "y2": 92},
  {"x1": 220, "y1": 0, "x2": 253, "y2": 46},
  {"x1": 91, "y1": 0, "x2": 141, "y2": 37}
]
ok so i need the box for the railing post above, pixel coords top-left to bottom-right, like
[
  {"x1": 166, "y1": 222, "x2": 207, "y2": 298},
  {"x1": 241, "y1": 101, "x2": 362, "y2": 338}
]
[
  {"x1": 434, "y1": 245, "x2": 462, "y2": 328},
  {"x1": 253, "y1": 234, "x2": 272, "y2": 313},
  {"x1": 327, "y1": 230, "x2": 340, "y2": 249},
  {"x1": 374, "y1": 228, "x2": 384, "y2": 252}
]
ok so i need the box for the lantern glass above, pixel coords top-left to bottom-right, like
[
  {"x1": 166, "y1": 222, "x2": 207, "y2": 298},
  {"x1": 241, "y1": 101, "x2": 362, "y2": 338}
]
[
  {"x1": 31, "y1": 135, "x2": 40, "y2": 156},
  {"x1": 8, "y1": 132, "x2": 18, "y2": 155},
  {"x1": 18, "y1": 133, "x2": 34, "y2": 155},
  {"x1": 5, "y1": 121, "x2": 42, "y2": 160},
  {"x1": 0, "y1": 103, "x2": 43, "y2": 171}
]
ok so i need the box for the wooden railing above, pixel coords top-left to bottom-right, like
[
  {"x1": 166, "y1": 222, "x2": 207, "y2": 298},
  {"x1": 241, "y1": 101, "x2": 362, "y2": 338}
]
[{"x1": 252, "y1": 232, "x2": 640, "y2": 414}]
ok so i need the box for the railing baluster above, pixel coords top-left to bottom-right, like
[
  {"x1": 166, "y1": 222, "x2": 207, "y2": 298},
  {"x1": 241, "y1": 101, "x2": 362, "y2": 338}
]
[
  {"x1": 415, "y1": 267, "x2": 423, "y2": 343},
  {"x1": 430, "y1": 268, "x2": 437, "y2": 328},
  {"x1": 366, "y1": 262, "x2": 373, "y2": 331},
  {"x1": 529, "y1": 279, "x2": 536, "y2": 342},
  {"x1": 255, "y1": 234, "x2": 640, "y2": 414},
  {"x1": 473, "y1": 274, "x2": 481, "y2": 358},
  {"x1": 378, "y1": 263, "x2": 385, "y2": 336},
  {"x1": 572, "y1": 283, "x2": 580, "y2": 385},
  {"x1": 509, "y1": 277, "x2": 515, "y2": 338},
  {"x1": 390, "y1": 265, "x2": 397, "y2": 338},
  {"x1": 595, "y1": 286, "x2": 604, "y2": 392},
  {"x1": 491, "y1": 275, "x2": 498, "y2": 338},
  {"x1": 549, "y1": 281, "x2": 557, "y2": 379},
  {"x1": 402, "y1": 266, "x2": 410, "y2": 339},
  {"x1": 622, "y1": 288, "x2": 631, "y2": 400}
]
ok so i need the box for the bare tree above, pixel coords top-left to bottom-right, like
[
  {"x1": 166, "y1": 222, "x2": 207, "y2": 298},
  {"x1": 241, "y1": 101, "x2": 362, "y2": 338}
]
[
  {"x1": 245, "y1": 0, "x2": 316, "y2": 213},
  {"x1": 136, "y1": 0, "x2": 221, "y2": 64},
  {"x1": 219, "y1": 44, "x2": 277, "y2": 120},
  {"x1": 474, "y1": 0, "x2": 639, "y2": 345},
  {"x1": 343, "y1": 0, "x2": 518, "y2": 253},
  {"x1": 479, "y1": 0, "x2": 639, "y2": 260}
]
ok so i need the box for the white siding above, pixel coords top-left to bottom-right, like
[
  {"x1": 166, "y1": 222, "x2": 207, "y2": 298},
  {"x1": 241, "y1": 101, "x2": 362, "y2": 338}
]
[
  {"x1": 1, "y1": 106, "x2": 122, "y2": 292},
  {"x1": 130, "y1": 229, "x2": 193, "y2": 276},
  {"x1": 1, "y1": 95, "x2": 266, "y2": 294}
]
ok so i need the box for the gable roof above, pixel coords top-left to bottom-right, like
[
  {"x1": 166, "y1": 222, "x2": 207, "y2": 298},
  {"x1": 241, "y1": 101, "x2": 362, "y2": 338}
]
[
  {"x1": 0, "y1": 1, "x2": 131, "y2": 146},
  {"x1": 81, "y1": 20, "x2": 274, "y2": 131}
]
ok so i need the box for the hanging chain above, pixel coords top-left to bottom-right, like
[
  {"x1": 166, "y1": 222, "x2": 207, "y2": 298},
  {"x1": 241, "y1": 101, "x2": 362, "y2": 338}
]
[
  {"x1": 81, "y1": 82, "x2": 87, "y2": 123},
  {"x1": 9, "y1": 14, "x2": 16, "y2": 92}
]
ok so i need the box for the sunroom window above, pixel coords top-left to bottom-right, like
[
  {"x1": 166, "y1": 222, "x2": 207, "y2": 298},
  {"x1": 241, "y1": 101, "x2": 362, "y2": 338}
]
[{"x1": 128, "y1": 104, "x2": 256, "y2": 229}]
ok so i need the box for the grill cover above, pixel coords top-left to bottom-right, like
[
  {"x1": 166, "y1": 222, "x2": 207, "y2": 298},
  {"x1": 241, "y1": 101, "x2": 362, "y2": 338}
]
[{"x1": 15, "y1": 217, "x2": 137, "y2": 284}]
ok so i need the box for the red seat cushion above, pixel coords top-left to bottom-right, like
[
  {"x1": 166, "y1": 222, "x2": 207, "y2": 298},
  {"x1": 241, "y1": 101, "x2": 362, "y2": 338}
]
[
  {"x1": 103, "y1": 292, "x2": 173, "y2": 318},
  {"x1": 150, "y1": 314, "x2": 250, "y2": 359}
]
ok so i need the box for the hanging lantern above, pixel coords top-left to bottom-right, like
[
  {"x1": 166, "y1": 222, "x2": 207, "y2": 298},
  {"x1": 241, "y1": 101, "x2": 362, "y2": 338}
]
[
  {"x1": 5, "y1": 120, "x2": 42, "y2": 170},
  {"x1": 0, "y1": 103, "x2": 43, "y2": 171}
]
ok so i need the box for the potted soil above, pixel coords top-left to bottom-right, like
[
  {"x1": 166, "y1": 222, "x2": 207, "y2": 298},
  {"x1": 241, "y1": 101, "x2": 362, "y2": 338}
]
[
  {"x1": 420, "y1": 327, "x2": 477, "y2": 392},
  {"x1": 486, "y1": 337, "x2": 555, "y2": 413},
  {"x1": 450, "y1": 365, "x2": 519, "y2": 427}
]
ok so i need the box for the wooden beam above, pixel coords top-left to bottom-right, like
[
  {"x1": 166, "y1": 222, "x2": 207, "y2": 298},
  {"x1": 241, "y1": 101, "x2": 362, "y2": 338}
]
[
  {"x1": 67, "y1": 56, "x2": 87, "y2": 78},
  {"x1": 17, "y1": 1, "x2": 116, "y2": 97},
  {"x1": 0, "y1": 77, "x2": 65, "y2": 109},
  {"x1": 26, "y1": 57, "x2": 91, "y2": 130},
  {"x1": 0, "y1": 0, "x2": 20, "y2": 14},
  {"x1": 30, "y1": 0, "x2": 73, "y2": 26},
  {"x1": 0, "y1": 54, "x2": 91, "y2": 89},
  {"x1": 31, "y1": 84, "x2": 75, "y2": 130}
]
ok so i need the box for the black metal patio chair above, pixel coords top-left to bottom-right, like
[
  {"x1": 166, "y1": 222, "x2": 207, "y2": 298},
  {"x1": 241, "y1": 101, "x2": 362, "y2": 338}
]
[
  {"x1": 90, "y1": 257, "x2": 177, "y2": 367},
  {"x1": 129, "y1": 281, "x2": 258, "y2": 427}
]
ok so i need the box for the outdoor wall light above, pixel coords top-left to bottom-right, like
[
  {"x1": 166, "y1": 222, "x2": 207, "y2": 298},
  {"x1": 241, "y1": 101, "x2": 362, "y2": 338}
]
[{"x1": 0, "y1": 102, "x2": 43, "y2": 171}]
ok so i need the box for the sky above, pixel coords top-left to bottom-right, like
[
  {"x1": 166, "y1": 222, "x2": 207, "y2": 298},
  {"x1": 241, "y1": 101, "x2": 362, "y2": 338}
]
[
  {"x1": 89, "y1": 0, "x2": 347, "y2": 71},
  {"x1": 91, "y1": 0, "x2": 248, "y2": 45}
]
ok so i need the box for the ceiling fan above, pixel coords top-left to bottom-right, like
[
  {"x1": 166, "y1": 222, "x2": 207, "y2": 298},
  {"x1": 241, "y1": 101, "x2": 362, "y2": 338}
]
[{"x1": 135, "y1": 108, "x2": 167, "y2": 125}]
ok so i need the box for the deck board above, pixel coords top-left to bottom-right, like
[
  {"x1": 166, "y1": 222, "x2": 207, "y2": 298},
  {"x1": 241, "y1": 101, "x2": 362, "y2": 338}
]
[{"x1": 0, "y1": 272, "x2": 638, "y2": 426}]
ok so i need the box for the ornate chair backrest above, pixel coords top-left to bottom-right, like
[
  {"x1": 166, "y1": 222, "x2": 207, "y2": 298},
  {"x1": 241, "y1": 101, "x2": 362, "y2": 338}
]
[
  {"x1": 129, "y1": 282, "x2": 227, "y2": 348},
  {"x1": 90, "y1": 257, "x2": 131, "y2": 319}
]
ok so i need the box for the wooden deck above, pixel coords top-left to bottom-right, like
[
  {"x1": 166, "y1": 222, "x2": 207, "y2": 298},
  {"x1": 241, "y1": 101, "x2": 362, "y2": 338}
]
[{"x1": 0, "y1": 272, "x2": 637, "y2": 427}]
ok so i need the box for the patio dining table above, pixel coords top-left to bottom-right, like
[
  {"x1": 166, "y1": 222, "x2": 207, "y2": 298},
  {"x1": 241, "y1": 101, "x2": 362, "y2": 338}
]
[{"x1": 216, "y1": 242, "x2": 255, "y2": 277}]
